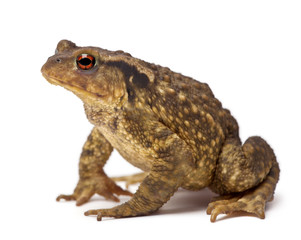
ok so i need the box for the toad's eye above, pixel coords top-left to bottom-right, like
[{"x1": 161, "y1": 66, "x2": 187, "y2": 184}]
[{"x1": 76, "y1": 54, "x2": 96, "y2": 70}]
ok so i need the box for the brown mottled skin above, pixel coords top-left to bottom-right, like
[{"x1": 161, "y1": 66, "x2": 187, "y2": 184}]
[{"x1": 41, "y1": 40, "x2": 280, "y2": 222}]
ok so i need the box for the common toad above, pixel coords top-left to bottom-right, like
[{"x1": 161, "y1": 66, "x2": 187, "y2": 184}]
[{"x1": 41, "y1": 40, "x2": 279, "y2": 222}]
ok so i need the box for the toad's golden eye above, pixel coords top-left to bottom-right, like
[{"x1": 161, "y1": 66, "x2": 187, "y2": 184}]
[{"x1": 76, "y1": 54, "x2": 96, "y2": 70}]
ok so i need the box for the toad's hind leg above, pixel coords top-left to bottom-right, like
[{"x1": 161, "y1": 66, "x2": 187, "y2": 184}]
[{"x1": 208, "y1": 136, "x2": 280, "y2": 222}]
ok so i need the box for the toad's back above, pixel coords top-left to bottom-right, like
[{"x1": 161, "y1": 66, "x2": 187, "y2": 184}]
[{"x1": 127, "y1": 62, "x2": 237, "y2": 144}]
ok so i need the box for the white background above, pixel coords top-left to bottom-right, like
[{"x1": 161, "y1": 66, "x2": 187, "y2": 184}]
[{"x1": 1, "y1": 0, "x2": 300, "y2": 239}]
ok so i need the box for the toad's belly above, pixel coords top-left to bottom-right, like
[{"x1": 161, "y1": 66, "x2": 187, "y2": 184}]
[
  {"x1": 115, "y1": 146, "x2": 154, "y2": 172},
  {"x1": 104, "y1": 135, "x2": 216, "y2": 190},
  {"x1": 97, "y1": 126, "x2": 219, "y2": 189},
  {"x1": 97, "y1": 126, "x2": 154, "y2": 172}
]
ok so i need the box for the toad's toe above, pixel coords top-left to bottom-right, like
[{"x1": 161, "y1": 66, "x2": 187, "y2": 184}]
[{"x1": 207, "y1": 194, "x2": 266, "y2": 222}]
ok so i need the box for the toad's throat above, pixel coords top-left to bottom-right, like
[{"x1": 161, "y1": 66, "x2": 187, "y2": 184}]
[{"x1": 42, "y1": 73, "x2": 105, "y2": 99}]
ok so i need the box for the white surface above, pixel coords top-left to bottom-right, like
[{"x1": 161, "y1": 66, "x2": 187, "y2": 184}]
[{"x1": 0, "y1": 0, "x2": 300, "y2": 239}]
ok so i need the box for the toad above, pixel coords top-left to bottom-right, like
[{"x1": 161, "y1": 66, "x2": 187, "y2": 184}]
[{"x1": 41, "y1": 40, "x2": 280, "y2": 222}]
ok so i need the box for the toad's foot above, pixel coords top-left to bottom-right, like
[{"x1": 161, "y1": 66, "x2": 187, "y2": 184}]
[
  {"x1": 84, "y1": 208, "x2": 120, "y2": 221},
  {"x1": 84, "y1": 202, "x2": 142, "y2": 221},
  {"x1": 56, "y1": 175, "x2": 133, "y2": 206},
  {"x1": 111, "y1": 172, "x2": 148, "y2": 189},
  {"x1": 206, "y1": 190, "x2": 273, "y2": 222},
  {"x1": 208, "y1": 158, "x2": 279, "y2": 222}
]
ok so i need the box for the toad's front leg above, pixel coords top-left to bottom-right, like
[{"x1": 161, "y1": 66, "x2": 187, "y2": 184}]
[
  {"x1": 57, "y1": 127, "x2": 132, "y2": 206},
  {"x1": 85, "y1": 131, "x2": 195, "y2": 221}
]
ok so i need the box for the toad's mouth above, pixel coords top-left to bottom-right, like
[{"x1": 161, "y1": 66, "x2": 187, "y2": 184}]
[{"x1": 42, "y1": 73, "x2": 105, "y2": 99}]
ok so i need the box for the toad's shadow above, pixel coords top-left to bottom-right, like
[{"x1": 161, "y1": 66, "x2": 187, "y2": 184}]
[{"x1": 154, "y1": 188, "x2": 217, "y2": 215}]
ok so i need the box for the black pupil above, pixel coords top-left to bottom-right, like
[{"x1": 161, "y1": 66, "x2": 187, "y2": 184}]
[{"x1": 79, "y1": 57, "x2": 93, "y2": 66}]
